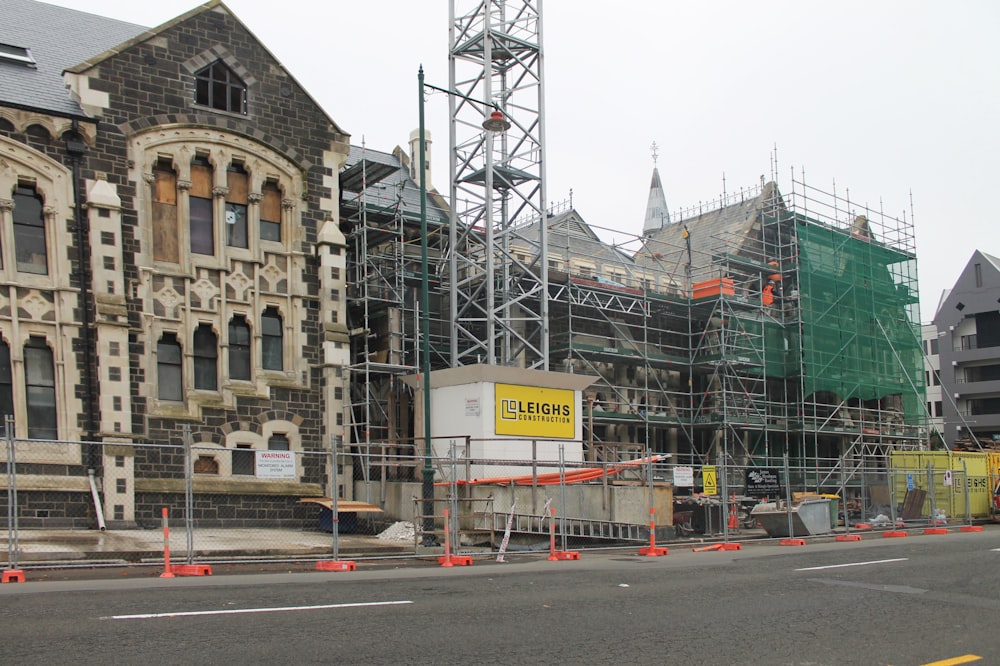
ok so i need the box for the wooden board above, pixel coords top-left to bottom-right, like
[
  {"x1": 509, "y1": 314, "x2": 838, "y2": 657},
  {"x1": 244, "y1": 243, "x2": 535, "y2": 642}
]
[{"x1": 299, "y1": 497, "x2": 383, "y2": 513}]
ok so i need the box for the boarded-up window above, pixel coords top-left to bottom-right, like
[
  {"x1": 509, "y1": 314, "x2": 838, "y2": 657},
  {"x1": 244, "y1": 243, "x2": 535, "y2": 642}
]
[
  {"x1": 260, "y1": 181, "x2": 281, "y2": 242},
  {"x1": 225, "y1": 163, "x2": 248, "y2": 248},
  {"x1": 190, "y1": 156, "x2": 214, "y2": 255},
  {"x1": 152, "y1": 159, "x2": 178, "y2": 263}
]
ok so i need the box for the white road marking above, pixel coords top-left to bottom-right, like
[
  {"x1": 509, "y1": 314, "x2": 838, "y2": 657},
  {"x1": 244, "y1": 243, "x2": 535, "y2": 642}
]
[
  {"x1": 106, "y1": 600, "x2": 413, "y2": 620},
  {"x1": 795, "y1": 557, "x2": 908, "y2": 571}
]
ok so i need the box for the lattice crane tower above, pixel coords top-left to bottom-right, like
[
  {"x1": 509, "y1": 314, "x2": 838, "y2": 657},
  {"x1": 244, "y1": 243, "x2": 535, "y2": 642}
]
[{"x1": 448, "y1": 0, "x2": 549, "y2": 370}]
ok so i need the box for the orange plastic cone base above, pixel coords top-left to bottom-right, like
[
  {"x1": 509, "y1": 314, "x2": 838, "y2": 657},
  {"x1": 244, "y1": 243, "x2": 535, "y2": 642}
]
[
  {"x1": 638, "y1": 546, "x2": 670, "y2": 556},
  {"x1": 2, "y1": 569, "x2": 25, "y2": 583},
  {"x1": 316, "y1": 560, "x2": 357, "y2": 572}
]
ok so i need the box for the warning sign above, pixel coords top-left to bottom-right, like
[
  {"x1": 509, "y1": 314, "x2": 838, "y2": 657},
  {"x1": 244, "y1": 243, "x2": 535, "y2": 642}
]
[
  {"x1": 256, "y1": 450, "x2": 296, "y2": 479},
  {"x1": 702, "y1": 466, "x2": 717, "y2": 495}
]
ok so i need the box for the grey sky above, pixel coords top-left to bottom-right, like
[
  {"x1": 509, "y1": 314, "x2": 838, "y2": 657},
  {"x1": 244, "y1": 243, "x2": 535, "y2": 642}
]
[{"x1": 44, "y1": 0, "x2": 1000, "y2": 319}]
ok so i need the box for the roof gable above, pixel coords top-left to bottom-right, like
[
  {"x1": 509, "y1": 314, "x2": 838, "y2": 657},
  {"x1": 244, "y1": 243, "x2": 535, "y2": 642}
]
[{"x1": 933, "y1": 249, "x2": 1000, "y2": 324}]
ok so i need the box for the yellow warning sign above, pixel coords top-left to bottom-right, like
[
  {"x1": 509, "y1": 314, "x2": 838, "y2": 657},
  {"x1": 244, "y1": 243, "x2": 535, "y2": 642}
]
[{"x1": 702, "y1": 466, "x2": 717, "y2": 495}]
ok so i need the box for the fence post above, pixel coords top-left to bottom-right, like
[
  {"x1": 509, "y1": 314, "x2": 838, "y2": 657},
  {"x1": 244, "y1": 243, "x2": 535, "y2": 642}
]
[
  {"x1": 721, "y1": 460, "x2": 730, "y2": 542},
  {"x1": 887, "y1": 467, "x2": 897, "y2": 526},
  {"x1": 449, "y1": 441, "x2": 458, "y2": 556},
  {"x1": 182, "y1": 424, "x2": 194, "y2": 565},
  {"x1": 332, "y1": 436, "x2": 341, "y2": 560},
  {"x1": 3, "y1": 415, "x2": 24, "y2": 582},
  {"x1": 559, "y1": 444, "x2": 567, "y2": 553},
  {"x1": 963, "y1": 459, "x2": 971, "y2": 526},
  {"x1": 316, "y1": 434, "x2": 356, "y2": 572},
  {"x1": 784, "y1": 453, "x2": 794, "y2": 537},
  {"x1": 927, "y1": 462, "x2": 937, "y2": 525}
]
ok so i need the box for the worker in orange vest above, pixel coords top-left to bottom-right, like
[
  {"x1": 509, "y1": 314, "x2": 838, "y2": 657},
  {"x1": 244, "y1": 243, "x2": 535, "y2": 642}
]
[{"x1": 762, "y1": 281, "x2": 775, "y2": 307}]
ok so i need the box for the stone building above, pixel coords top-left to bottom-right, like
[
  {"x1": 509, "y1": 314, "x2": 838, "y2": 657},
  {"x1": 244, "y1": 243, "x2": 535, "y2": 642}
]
[{"x1": 1, "y1": 0, "x2": 350, "y2": 527}]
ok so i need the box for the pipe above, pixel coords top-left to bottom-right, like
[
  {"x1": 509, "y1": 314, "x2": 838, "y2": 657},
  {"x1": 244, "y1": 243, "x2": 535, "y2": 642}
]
[{"x1": 88, "y1": 468, "x2": 106, "y2": 531}]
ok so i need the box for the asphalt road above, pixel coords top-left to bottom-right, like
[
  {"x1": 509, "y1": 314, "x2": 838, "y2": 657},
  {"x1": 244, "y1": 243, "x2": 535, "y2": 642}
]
[{"x1": 1, "y1": 530, "x2": 998, "y2": 665}]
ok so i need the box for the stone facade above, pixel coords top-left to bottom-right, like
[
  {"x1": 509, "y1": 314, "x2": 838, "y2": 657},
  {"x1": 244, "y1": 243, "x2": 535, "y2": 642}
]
[{"x1": 1, "y1": 2, "x2": 349, "y2": 528}]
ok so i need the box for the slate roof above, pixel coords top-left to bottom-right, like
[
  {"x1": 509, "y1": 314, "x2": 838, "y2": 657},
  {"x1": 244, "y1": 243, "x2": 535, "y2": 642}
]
[
  {"x1": 340, "y1": 145, "x2": 449, "y2": 226},
  {"x1": 635, "y1": 181, "x2": 781, "y2": 278},
  {"x1": 1, "y1": 0, "x2": 149, "y2": 118},
  {"x1": 516, "y1": 208, "x2": 635, "y2": 271}
]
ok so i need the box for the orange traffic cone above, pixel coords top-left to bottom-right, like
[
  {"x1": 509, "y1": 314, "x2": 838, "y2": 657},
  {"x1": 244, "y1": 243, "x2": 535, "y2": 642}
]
[{"x1": 728, "y1": 495, "x2": 738, "y2": 529}]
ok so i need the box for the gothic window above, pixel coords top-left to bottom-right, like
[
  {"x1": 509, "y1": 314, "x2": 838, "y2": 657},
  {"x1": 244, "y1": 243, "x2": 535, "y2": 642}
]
[
  {"x1": 228, "y1": 315, "x2": 251, "y2": 381},
  {"x1": 261, "y1": 307, "x2": 283, "y2": 371},
  {"x1": 225, "y1": 163, "x2": 248, "y2": 248},
  {"x1": 152, "y1": 158, "x2": 179, "y2": 263},
  {"x1": 12, "y1": 185, "x2": 47, "y2": 274},
  {"x1": 260, "y1": 181, "x2": 281, "y2": 242},
  {"x1": 190, "y1": 156, "x2": 214, "y2": 255},
  {"x1": 157, "y1": 333, "x2": 183, "y2": 401},
  {"x1": 195, "y1": 61, "x2": 247, "y2": 115},
  {"x1": 193, "y1": 324, "x2": 218, "y2": 390},
  {"x1": 0, "y1": 340, "x2": 12, "y2": 422},
  {"x1": 24, "y1": 337, "x2": 55, "y2": 439}
]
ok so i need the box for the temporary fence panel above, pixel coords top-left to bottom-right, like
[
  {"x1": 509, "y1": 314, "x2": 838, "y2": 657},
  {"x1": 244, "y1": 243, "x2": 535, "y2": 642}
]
[{"x1": 890, "y1": 451, "x2": 992, "y2": 520}]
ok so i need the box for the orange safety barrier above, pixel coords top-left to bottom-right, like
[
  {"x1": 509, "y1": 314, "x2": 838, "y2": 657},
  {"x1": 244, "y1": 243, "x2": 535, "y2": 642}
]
[
  {"x1": 159, "y1": 507, "x2": 212, "y2": 577},
  {"x1": 438, "y1": 508, "x2": 473, "y2": 567},
  {"x1": 638, "y1": 507, "x2": 669, "y2": 557}
]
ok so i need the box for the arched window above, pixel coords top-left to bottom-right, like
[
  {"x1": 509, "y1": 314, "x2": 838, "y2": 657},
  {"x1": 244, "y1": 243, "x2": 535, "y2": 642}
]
[
  {"x1": 152, "y1": 158, "x2": 179, "y2": 263},
  {"x1": 193, "y1": 324, "x2": 218, "y2": 390},
  {"x1": 260, "y1": 181, "x2": 282, "y2": 242},
  {"x1": 12, "y1": 185, "x2": 47, "y2": 274},
  {"x1": 228, "y1": 316, "x2": 251, "y2": 381},
  {"x1": 261, "y1": 307, "x2": 283, "y2": 371},
  {"x1": 225, "y1": 163, "x2": 248, "y2": 248},
  {"x1": 189, "y1": 155, "x2": 214, "y2": 255},
  {"x1": 24, "y1": 337, "x2": 55, "y2": 439},
  {"x1": 157, "y1": 333, "x2": 183, "y2": 401},
  {"x1": 195, "y1": 61, "x2": 247, "y2": 115}
]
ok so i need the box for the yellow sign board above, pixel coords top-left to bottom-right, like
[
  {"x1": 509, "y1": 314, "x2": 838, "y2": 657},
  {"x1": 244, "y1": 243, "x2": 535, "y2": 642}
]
[
  {"x1": 702, "y1": 466, "x2": 718, "y2": 495},
  {"x1": 495, "y1": 383, "x2": 575, "y2": 439}
]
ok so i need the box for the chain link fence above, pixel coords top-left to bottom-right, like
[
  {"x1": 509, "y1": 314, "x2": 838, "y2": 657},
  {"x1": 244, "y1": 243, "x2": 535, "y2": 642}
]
[{"x1": 2, "y1": 431, "x2": 996, "y2": 574}]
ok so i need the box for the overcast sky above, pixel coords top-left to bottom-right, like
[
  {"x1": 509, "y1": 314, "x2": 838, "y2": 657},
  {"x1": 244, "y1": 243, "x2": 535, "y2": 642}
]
[{"x1": 45, "y1": 0, "x2": 1000, "y2": 320}]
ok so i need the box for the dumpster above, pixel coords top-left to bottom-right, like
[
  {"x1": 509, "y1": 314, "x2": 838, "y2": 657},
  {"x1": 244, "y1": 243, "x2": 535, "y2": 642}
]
[
  {"x1": 821, "y1": 494, "x2": 840, "y2": 528},
  {"x1": 751, "y1": 498, "x2": 832, "y2": 537}
]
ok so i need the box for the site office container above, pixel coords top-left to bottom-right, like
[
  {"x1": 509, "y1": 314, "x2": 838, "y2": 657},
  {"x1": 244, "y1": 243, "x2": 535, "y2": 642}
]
[{"x1": 889, "y1": 451, "x2": 993, "y2": 520}]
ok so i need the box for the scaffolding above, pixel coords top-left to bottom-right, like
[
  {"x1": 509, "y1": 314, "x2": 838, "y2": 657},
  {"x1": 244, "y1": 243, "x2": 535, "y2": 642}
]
[
  {"x1": 342, "y1": 150, "x2": 927, "y2": 477},
  {"x1": 342, "y1": 145, "x2": 452, "y2": 475}
]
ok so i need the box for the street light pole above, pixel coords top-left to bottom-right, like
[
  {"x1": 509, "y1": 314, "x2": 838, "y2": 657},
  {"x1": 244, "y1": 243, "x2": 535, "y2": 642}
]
[
  {"x1": 417, "y1": 65, "x2": 510, "y2": 546},
  {"x1": 418, "y1": 65, "x2": 435, "y2": 546}
]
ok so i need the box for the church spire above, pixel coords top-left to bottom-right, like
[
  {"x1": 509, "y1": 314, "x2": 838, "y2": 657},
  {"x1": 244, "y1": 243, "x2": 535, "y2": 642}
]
[{"x1": 642, "y1": 141, "x2": 670, "y2": 235}]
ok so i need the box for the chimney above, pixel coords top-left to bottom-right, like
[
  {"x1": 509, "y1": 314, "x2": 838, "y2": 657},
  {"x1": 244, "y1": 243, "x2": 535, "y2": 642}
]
[{"x1": 408, "y1": 128, "x2": 432, "y2": 191}]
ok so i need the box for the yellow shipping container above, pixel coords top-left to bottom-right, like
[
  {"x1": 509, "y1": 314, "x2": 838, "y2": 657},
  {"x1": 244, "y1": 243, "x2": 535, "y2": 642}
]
[{"x1": 889, "y1": 451, "x2": 992, "y2": 520}]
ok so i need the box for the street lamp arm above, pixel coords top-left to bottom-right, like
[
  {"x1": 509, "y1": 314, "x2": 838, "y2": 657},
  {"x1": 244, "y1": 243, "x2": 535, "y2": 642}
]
[{"x1": 421, "y1": 81, "x2": 503, "y2": 113}]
